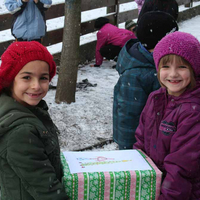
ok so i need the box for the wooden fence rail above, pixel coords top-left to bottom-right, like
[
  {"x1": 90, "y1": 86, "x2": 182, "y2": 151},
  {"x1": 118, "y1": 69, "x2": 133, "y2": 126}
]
[{"x1": 0, "y1": 0, "x2": 199, "y2": 64}]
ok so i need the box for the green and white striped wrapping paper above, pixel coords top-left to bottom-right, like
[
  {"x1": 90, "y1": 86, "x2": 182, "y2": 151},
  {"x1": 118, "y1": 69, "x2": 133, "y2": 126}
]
[{"x1": 61, "y1": 150, "x2": 162, "y2": 200}]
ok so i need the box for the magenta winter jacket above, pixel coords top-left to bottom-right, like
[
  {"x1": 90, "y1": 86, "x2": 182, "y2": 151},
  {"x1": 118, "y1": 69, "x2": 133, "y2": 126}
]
[
  {"x1": 133, "y1": 86, "x2": 200, "y2": 200},
  {"x1": 135, "y1": 0, "x2": 145, "y2": 13},
  {"x1": 95, "y1": 23, "x2": 136, "y2": 65}
]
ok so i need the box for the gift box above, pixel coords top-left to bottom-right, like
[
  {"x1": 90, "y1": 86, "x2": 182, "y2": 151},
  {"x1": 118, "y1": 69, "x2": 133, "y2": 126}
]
[{"x1": 61, "y1": 150, "x2": 162, "y2": 200}]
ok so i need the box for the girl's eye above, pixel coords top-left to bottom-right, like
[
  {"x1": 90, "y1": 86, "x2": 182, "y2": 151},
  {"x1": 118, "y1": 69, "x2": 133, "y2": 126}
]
[
  {"x1": 161, "y1": 65, "x2": 169, "y2": 68},
  {"x1": 179, "y1": 65, "x2": 187, "y2": 69},
  {"x1": 22, "y1": 76, "x2": 31, "y2": 80},
  {"x1": 40, "y1": 77, "x2": 49, "y2": 80}
]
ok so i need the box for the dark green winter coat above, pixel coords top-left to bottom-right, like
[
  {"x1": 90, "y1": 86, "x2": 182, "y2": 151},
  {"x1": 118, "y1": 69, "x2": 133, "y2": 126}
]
[{"x1": 0, "y1": 93, "x2": 69, "y2": 200}]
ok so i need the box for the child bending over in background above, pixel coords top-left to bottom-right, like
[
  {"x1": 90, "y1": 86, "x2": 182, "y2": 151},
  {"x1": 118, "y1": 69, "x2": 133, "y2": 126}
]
[{"x1": 91, "y1": 17, "x2": 137, "y2": 67}]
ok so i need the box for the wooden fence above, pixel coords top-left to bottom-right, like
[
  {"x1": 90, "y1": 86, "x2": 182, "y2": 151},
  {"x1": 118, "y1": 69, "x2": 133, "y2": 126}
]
[{"x1": 0, "y1": 0, "x2": 200, "y2": 64}]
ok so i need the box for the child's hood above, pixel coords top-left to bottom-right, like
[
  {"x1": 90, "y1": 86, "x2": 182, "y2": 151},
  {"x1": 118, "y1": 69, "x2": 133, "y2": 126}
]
[{"x1": 116, "y1": 39, "x2": 155, "y2": 75}]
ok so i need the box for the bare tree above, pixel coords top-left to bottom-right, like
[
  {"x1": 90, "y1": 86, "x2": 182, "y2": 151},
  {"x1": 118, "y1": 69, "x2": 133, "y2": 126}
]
[{"x1": 55, "y1": 0, "x2": 81, "y2": 104}]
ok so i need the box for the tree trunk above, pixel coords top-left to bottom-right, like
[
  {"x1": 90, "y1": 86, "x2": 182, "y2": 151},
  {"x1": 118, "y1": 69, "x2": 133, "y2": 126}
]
[{"x1": 55, "y1": 0, "x2": 81, "y2": 104}]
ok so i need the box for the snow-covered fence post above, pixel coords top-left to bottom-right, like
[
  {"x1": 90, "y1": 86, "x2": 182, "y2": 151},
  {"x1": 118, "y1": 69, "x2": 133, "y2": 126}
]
[{"x1": 55, "y1": 0, "x2": 81, "y2": 104}]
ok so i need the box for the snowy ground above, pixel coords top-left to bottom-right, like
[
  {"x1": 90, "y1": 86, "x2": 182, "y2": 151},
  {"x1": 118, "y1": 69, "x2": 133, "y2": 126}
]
[
  {"x1": 47, "y1": 60, "x2": 119, "y2": 152},
  {"x1": 46, "y1": 15, "x2": 200, "y2": 152},
  {"x1": 0, "y1": 0, "x2": 200, "y2": 151}
]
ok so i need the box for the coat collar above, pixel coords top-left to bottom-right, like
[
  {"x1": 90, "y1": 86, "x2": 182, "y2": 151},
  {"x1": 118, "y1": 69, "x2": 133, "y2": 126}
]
[{"x1": 154, "y1": 86, "x2": 200, "y2": 106}]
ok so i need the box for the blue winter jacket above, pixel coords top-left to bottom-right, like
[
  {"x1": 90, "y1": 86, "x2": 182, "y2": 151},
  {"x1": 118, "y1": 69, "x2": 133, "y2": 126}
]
[
  {"x1": 113, "y1": 39, "x2": 160, "y2": 148},
  {"x1": 5, "y1": 0, "x2": 52, "y2": 40}
]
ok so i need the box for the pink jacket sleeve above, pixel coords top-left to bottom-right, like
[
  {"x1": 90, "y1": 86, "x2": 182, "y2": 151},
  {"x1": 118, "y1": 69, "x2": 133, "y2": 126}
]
[
  {"x1": 135, "y1": 0, "x2": 144, "y2": 6},
  {"x1": 95, "y1": 30, "x2": 107, "y2": 66},
  {"x1": 159, "y1": 110, "x2": 200, "y2": 200}
]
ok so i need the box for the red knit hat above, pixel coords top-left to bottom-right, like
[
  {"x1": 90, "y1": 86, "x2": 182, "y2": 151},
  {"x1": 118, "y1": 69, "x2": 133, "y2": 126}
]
[{"x1": 0, "y1": 41, "x2": 56, "y2": 92}]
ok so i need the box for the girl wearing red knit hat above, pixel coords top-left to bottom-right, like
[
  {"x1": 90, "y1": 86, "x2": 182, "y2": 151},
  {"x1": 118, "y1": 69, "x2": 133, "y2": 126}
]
[
  {"x1": 0, "y1": 41, "x2": 69, "y2": 200},
  {"x1": 133, "y1": 32, "x2": 200, "y2": 199}
]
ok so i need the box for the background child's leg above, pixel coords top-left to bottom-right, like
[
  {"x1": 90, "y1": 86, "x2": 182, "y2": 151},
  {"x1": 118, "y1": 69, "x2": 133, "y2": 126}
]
[{"x1": 100, "y1": 44, "x2": 121, "y2": 60}]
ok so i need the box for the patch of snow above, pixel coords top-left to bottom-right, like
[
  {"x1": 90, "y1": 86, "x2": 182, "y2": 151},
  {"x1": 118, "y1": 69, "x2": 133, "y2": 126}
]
[{"x1": 45, "y1": 60, "x2": 119, "y2": 151}]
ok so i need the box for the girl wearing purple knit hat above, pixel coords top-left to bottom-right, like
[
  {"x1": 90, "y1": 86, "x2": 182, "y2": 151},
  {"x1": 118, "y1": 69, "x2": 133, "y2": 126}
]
[{"x1": 133, "y1": 31, "x2": 200, "y2": 199}]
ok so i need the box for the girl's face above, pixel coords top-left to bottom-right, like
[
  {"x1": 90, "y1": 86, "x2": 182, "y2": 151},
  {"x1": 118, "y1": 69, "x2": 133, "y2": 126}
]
[
  {"x1": 159, "y1": 56, "x2": 191, "y2": 97},
  {"x1": 11, "y1": 60, "x2": 50, "y2": 106}
]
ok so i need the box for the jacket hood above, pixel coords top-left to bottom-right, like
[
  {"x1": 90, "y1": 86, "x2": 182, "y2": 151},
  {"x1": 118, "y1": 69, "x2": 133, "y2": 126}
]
[
  {"x1": 116, "y1": 39, "x2": 155, "y2": 75},
  {"x1": 0, "y1": 94, "x2": 47, "y2": 137}
]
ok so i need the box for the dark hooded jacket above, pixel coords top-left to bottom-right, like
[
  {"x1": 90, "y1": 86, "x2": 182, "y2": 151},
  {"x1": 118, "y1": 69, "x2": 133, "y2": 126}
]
[
  {"x1": 0, "y1": 93, "x2": 68, "y2": 200},
  {"x1": 113, "y1": 39, "x2": 160, "y2": 148},
  {"x1": 138, "y1": 0, "x2": 179, "y2": 21}
]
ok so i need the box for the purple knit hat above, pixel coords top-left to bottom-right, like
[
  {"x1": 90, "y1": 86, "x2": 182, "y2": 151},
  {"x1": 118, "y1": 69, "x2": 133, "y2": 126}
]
[{"x1": 153, "y1": 31, "x2": 200, "y2": 76}]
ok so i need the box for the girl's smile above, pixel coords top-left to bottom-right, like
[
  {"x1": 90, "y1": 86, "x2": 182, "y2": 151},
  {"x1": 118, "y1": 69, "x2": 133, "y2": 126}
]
[
  {"x1": 160, "y1": 57, "x2": 191, "y2": 97},
  {"x1": 168, "y1": 80, "x2": 181, "y2": 83},
  {"x1": 11, "y1": 60, "x2": 50, "y2": 106},
  {"x1": 25, "y1": 92, "x2": 43, "y2": 98}
]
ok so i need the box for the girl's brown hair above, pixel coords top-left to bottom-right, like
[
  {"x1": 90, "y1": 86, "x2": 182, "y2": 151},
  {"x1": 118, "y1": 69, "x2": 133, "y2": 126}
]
[
  {"x1": 157, "y1": 54, "x2": 196, "y2": 90},
  {"x1": 1, "y1": 88, "x2": 12, "y2": 96}
]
